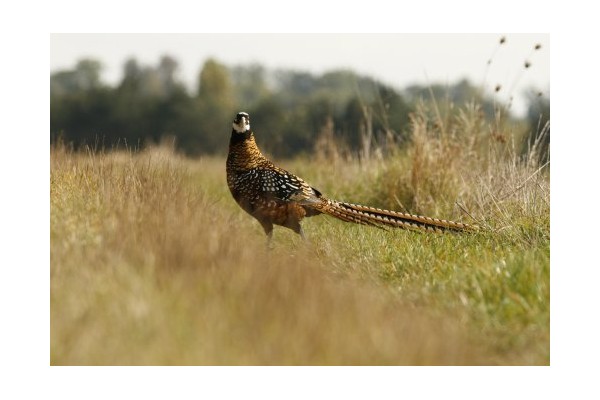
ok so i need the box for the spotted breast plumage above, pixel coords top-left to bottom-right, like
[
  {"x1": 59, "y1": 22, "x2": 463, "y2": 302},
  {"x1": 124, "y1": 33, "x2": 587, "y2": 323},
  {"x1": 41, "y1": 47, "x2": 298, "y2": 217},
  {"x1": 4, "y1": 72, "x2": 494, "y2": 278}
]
[{"x1": 226, "y1": 112, "x2": 478, "y2": 242}]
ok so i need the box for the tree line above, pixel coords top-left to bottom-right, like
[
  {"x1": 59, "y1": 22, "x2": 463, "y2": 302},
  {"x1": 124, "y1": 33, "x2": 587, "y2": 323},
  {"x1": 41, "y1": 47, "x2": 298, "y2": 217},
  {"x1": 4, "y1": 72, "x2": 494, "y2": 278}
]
[{"x1": 51, "y1": 56, "x2": 548, "y2": 158}]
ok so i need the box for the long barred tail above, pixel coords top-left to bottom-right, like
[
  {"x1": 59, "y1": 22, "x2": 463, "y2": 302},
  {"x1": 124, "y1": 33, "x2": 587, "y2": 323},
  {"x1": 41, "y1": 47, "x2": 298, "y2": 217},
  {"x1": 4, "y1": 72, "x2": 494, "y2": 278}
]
[{"x1": 312, "y1": 199, "x2": 479, "y2": 233}]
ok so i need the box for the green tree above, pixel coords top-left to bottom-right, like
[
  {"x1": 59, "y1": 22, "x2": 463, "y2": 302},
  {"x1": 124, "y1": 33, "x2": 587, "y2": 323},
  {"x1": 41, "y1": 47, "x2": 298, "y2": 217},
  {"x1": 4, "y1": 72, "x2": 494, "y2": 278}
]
[
  {"x1": 192, "y1": 59, "x2": 237, "y2": 154},
  {"x1": 248, "y1": 96, "x2": 286, "y2": 156},
  {"x1": 230, "y1": 64, "x2": 270, "y2": 108},
  {"x1": 51, "y1": 58, "x2": 113, "y2": 147},
  {"x1": 51, "y1": 58, "x2": 103, "y2": 96},
  {"x1": 198, "y1": 59, "x2": 235, "y2": 107}
]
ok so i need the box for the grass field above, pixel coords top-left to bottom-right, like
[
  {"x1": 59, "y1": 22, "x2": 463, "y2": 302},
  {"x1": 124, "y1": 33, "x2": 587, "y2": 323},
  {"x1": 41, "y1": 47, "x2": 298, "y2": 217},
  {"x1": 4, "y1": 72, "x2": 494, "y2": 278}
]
[{"x1": 50, "y1": 108, "x2": 549, "y2": 365}]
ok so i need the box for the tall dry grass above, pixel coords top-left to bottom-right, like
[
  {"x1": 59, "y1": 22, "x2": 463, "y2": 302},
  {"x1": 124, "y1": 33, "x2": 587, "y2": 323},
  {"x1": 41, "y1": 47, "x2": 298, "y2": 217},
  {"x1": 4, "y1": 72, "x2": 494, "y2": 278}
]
[
  {"x1": 309, "y1": 101, "x2": 548, "y2": 235},
  {"x1": 51, "y1": 101, "x2": 549, "y2": 365},
  {"x1": 51, "y1": 144, "x2": 500, "y2": 365}
]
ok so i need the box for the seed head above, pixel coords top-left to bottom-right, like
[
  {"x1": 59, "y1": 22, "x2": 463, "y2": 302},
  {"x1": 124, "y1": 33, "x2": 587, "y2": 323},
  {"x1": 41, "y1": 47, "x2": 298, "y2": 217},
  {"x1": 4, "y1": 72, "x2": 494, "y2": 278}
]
[
  {"x1": 525, "y1": 61, "x2": 531, "y2": 69},
  {"x1": 500, "y1": 36, "x2": 506, "y2": 44},
  {"x1": 534, "y1": 43, "x2": 542, "y2": 50},
  {"x1": 495, "y1": 84, "x2": 502, "y2": 92}
]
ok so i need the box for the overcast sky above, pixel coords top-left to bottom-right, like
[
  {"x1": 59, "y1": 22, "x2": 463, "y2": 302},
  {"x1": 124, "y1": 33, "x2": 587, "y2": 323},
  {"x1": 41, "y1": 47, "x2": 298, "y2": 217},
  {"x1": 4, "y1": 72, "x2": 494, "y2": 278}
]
[{"x1": 50, "y1": 33, "x2": 549, "y2": 117}]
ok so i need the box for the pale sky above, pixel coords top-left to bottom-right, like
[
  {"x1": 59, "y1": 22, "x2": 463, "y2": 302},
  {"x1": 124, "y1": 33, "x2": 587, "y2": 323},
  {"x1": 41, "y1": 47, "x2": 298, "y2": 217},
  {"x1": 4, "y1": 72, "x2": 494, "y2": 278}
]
[{"x1": 50, "y1": 33, "x2": 549, "y2": 117}]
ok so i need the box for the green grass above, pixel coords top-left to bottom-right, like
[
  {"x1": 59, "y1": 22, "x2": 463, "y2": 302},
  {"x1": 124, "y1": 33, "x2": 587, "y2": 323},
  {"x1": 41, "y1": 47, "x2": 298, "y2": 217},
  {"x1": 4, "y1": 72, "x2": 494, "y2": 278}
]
[{"x1": 50, "y1": 108, "x2": 549, "y2": 365}]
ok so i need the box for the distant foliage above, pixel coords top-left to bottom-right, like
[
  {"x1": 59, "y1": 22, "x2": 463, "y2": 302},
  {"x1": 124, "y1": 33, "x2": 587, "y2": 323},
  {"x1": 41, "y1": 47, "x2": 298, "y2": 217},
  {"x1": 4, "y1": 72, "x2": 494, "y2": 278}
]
[
  {"x1": 522, "y1": 91, "x2": 550, "y2": 165},
  {"x1": 50, "y1": 56, "x2": 548, "y2": 158},
  {"x1": 405, "y1": 79, "x2": 498, "y2": 119}
]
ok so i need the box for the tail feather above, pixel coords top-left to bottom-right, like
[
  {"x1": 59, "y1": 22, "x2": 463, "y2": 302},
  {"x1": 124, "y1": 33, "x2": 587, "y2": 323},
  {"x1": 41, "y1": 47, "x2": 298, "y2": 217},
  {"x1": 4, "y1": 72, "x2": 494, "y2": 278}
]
[{"x1": 311, "y1": 198, "x2": 478, "y2": 233}]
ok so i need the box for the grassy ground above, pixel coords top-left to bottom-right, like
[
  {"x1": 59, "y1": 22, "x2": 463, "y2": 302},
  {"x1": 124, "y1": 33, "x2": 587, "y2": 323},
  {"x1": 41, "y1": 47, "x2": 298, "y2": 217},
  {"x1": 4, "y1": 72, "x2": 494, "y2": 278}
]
[{"x1": 50, "y1": 109, "x2": 549, "y2": 365}]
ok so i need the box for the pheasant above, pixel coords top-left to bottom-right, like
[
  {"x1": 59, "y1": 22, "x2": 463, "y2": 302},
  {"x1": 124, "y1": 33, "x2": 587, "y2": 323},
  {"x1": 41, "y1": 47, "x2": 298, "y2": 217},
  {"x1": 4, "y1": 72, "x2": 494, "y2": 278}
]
[{"x1": 226, "y1": 112, "x2": 478, "y2": 241}]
